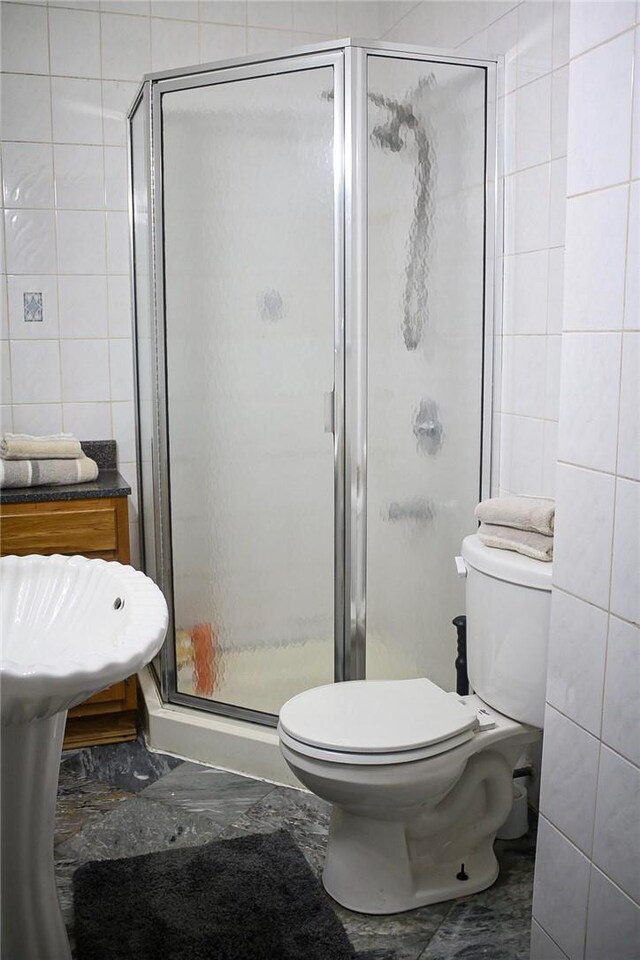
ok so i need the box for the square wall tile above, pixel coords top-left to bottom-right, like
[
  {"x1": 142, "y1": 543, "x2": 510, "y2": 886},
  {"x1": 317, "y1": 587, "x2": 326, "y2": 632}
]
[
  {"x1": 593, "y1": 745, "x2": 640, "y2": 903},
  {"x1": 586, "y1": 867, "x2": 640, "y2": 960},
  {"x1": 516, "y1": 1, "x2": 553, "y2": 86},
  {"x1": 633, "y1": 27, "x2": 640, "y2": 182},
  {"x1": 532, "y1": 816, "x2": 591, "y2": 959},
  {"x1": 544, "y1": 333, "x2": 562, "y2": 421},
  {"x1": 514, "y1": 74, "x2": 551, "y2": 172},
  {"x1": 293, "y1": 1, "x2": 337, "y2": 34},
  {"x1": 101, "y1": 12, "x2": 151, "y2": 82},
  {"x1": 551, "y1": 0, "x2": 570, "y2": 70},
  {"x1": 501, "y1": 335, "x2": 547, "y2": 418},
  {"x1": 151, "y1": 0, "x2": 198, "y2": 19},
  {"x1": 499, "y1": 413, "x2": 544, "y2": 496},
  {"x1": 151, "y1": 17, "x2": 199, "y2": 72},
  {"x1": 503, "y1": 250, "x2": 548, "y2": 336},
  {"x1": 563, "y1": 186, "x2": 629, "y2": 332},
  {"x1": 58, "y1": 276, "x2": 109, "y2": 339},
  {"x1": 101, "y1": 1, "x2": 149, "y2": 14},
  {"x1": 7, "y1": 276, "x2": 59, "y2": 340},
  {"x1": 557, "y1": 332, "x2": 621, "y2": 473},
  {"x1": 107, "y1": 276, "x2": 133, "y2": 338},
  {"x1": 504, "y1": 164, "x2": 550, "y2": 255},
  {"x1": 104, "y1": 147, "x2": 128, "y2": 211},
  {"x1": 0, "y1": 74, "x2": 51, "y2": 142},
  {"x1": 52, "y1": 78, "x2": 103, "y2": 145},
  {"x1": 247, "y1": 27, "x2": 296, "y2": 54},
  {"x1": 625, "y1": 182, "x2": 639, "y2": 331},
  {"x1": 542, "y1": 419, "x2": 559, "y2": 496},
  {"x1": 111, "y1": 400, "x2": 136, "y2": 461},
  {"x1": 2, "y1": 143, "x2": 54, "y2": 209},
  {"x1": 618, "y1": 333, "x2": 639, "y2": 481},
  {"x1": 12, "y1": 403, "x2": 63, "y2": 435},
  {"x1": 602, "y1": 616, "x2": 640, "y2": 767},
  {"x1": 610, "y1": 478, "x2": 640, "y2": 625},
  {"x1": 54, "y1": 145, "x2": 105, "y2": 210},
  {"x1": 567, "y1": 31, "x2": 634, "y2": 196},
  {"x1": 102, "y1": 81, "x2": 140, "y2": 147},
  {"x1": 198, "y1": 22, "x2": 247, "y2": 61},
  {"x1": 569, "y1": 0, "x2": 636, "y2": 59},
  {"x1": 0, "y1": 2, "x2": 49, "y2": 74},
  {"x1": 0, "y1": 406, "x2": 13, "y2": 435},
  {"x1": 548, "y1": 157, "x2": 567, "y2": 248},
  {"x1": 1, "y1": 344, "x2": 12, "y2": 406},
  {"x1": 10, "y1": 340, "x2": 62, "y2": 404},
  {"x1": 539, "y1": 705, "x2": 600, "y2": 855},
  {"x1": 62, "y1": 402, "x2": 111, "y2": 439},
  {"x1": 530, "y1": 920, "x2": 568, "y2": 960},
  {"x1": 56, "y1": 211, "x2": 107, "y2": 275},
  {"x1": 61, "y1": 340, "x2": 110, "y2": 402},
  {"x1": 247, "y1": 1, "x2": 292, "y2": 29},
  {"x1": 553, "y1": 463, "x2": 615, "y2": 609},
  {"x1": 109, "y1": 339, "x2": 134, "y2": 401},
  {"x1": 199, "y1": 1, "x2": 247, "y2": 25},
  {"x1": 49, "y1": 7, "x2": 101, "y2": 79},
  {"x1": 546, "y1": 588, "x2": 608, "y2": 736},
  {"x1": 106, "y1": 212, "x2": 130, "y2": 275},
  {"x1": 4, "y1": 210, "x2": 56, "y2": 275},
  {"x1": 551, "y1": 65, "x2": 569, "y2": 160},
  {"x1": 547, "y1": 247, "x2": 564, "y2": 335}
]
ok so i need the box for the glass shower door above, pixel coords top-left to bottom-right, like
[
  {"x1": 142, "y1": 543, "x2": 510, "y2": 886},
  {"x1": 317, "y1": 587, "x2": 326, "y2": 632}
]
[
  {"x1": 159, "y1": 59, "x2": 340, "y2": 719},
  {"x1": 365, "y1": 55, "x2": 488, "y2": 690}
]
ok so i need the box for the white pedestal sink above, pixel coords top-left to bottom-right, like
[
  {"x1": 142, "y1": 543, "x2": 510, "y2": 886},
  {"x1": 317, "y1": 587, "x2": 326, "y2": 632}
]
[{"x1": 0, "y1": 554, "x2": 168, "y2": 960}]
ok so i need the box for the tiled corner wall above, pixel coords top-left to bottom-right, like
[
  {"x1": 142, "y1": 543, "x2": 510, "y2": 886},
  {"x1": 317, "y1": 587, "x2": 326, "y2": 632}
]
[
  {"x1": 530, "y1": 4, "x2": 639, "y2": 959},
  {"x1": 0, "y1": 0, "x2": 406, "y2": 564},
  {"x1": 382, "y1": 0, "x2": 570, "y2": 500}
]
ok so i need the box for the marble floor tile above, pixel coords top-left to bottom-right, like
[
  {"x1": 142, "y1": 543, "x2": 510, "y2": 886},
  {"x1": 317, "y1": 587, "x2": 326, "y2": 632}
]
[
  {"x1": 55, "y1": 763, "x2": 135, "y2": 846},
  {"x1": 219, "y1": 784, "x2": 332, "y2": 876},
  {"x1": 60, "y1": 734, "x2": 182, "y2": 793},
  {"x1": 140, "y1": 760, "x2": 276, "y2": 828}
]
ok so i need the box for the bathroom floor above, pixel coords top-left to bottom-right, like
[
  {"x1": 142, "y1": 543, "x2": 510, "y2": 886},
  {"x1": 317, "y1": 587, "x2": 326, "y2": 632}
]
[{"x1": 55, "y1": 737, "x2": 536, "y2": 960}]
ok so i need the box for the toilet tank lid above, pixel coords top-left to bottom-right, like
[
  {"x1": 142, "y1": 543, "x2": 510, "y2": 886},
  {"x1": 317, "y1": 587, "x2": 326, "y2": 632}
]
[{"x1": 461, "y1": 534, "x2": 553, "y2": 591}]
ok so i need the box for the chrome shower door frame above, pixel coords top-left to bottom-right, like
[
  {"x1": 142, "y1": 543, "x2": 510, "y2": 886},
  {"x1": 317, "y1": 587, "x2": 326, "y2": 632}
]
[{"x1": 128, "y1": 39, "x2": 501, "y2": 726}]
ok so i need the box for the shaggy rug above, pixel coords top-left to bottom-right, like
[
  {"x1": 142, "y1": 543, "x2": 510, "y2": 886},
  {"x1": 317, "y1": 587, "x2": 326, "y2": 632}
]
[{"x1": 73, "y1": 829, "x2": 392, "y2": 960}]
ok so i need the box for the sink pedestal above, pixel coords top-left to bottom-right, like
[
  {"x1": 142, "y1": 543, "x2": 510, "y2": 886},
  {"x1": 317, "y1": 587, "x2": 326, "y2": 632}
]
[{"x1": 1, "y1": 712, "x2": 72, "y2": 960}]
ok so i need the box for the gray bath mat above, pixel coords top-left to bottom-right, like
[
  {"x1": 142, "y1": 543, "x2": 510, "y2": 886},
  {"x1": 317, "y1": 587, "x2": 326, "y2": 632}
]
[{"x1": 73, "y1": 829, "x2": 392, "y2": 960}]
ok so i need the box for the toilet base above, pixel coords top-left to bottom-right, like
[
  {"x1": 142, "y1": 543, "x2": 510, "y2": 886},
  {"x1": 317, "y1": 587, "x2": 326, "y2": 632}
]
[{"x1": 322, "y1": 807, "x2": 500, "y2": 915}]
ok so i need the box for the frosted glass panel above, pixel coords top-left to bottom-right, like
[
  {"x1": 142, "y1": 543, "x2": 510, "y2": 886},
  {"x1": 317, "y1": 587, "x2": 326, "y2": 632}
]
[
  {"x1": 366, "y1": 56, "x2": 487, "y2": 689},
  {"x1": 161, "y1": 67, "x2": 336, "y2": 716}
]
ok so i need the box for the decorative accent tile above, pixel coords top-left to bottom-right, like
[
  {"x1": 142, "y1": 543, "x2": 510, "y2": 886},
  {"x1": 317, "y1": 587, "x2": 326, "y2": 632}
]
[{"x1": 23, "y1": 292, "x2": 43, "y2": 324}]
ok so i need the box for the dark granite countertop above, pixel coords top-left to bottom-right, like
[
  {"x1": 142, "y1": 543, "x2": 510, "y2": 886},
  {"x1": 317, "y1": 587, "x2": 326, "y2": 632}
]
[
  {"x1": 0, "y1": 469, "x2": 131, "y2": 505},
  {"x1": 0, "y1": 440, "x2": 132, "y2": 505}
]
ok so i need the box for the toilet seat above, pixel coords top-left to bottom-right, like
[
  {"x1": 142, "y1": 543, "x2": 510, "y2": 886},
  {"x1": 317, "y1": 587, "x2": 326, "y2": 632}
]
[{"x1": 278, "y1": 678, "x2": 479, "y2": 765}]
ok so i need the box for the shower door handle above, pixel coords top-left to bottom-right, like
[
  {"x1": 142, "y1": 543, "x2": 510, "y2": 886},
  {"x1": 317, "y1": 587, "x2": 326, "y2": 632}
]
[{"x1": 324, "y1": 390, "x2": 335, "y2": 435}]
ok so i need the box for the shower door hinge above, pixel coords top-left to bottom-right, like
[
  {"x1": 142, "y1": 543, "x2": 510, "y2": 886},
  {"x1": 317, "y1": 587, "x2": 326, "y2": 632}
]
[{"x1": 324, "y1": 389, "x2": 335, "y2": 435}]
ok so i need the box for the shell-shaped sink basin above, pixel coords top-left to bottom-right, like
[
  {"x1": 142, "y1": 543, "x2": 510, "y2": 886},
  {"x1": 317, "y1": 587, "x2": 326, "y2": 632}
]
[{"x1": 0, "y1": 554, "x2": 168, "y2": 725}]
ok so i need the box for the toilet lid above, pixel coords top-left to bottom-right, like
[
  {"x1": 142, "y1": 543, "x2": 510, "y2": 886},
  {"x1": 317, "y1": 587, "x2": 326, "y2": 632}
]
[{"x1": 279, "y1": 678, "x2": 479, "y2": 755}]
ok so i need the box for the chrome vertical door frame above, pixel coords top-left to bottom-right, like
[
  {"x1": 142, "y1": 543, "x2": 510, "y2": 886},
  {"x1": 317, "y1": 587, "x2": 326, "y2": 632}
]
[
  {"x1": 148, "y1": 50, "x2": 347, "y2": 725},
  {"x1": 342, "y1": 45, "x2": 367, "y2": 681}
]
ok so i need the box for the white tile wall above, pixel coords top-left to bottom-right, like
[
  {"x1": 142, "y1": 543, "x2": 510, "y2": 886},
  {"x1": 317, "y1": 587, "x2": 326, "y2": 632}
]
[{"x1": 532, "y1": 7, "x2": 640, "y2": 959}]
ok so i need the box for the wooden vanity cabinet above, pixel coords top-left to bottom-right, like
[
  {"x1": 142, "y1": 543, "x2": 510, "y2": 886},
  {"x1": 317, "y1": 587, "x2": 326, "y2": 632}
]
[{"x1": 0, "y1": 496, "x2": 138, "y2": 749}]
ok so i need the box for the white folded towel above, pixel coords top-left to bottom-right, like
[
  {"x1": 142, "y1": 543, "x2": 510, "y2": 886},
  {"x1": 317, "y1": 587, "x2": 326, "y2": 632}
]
[
  {"x1": 0, "y1": 454, "x2": 98, "y2": 488},
  {"x1": 475, "y1": 496, "x2": 555, "y2": 536},
  {"x1": 478, "y1": 522, "x2": 553, "y2": 562},
  {"x1": 0, "y1": 432, "x2": 83, "y2": 460}
]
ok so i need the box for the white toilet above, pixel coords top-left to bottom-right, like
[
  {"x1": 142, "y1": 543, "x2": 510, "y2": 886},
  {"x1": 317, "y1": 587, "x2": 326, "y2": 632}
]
[{"x1": 278, "y1": 534, "x2": 552, "y2": 915}]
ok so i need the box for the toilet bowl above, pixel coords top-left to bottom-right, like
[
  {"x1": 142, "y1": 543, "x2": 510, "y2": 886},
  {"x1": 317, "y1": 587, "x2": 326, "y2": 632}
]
[{"x1": 278, "y1": 535, "x2": 552, "y2": 914}]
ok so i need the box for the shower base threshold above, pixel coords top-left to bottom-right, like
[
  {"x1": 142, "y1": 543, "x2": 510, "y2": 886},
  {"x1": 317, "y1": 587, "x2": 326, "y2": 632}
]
[{"x1": 137, "y1": 667, "x2": 298, "y2": 786}]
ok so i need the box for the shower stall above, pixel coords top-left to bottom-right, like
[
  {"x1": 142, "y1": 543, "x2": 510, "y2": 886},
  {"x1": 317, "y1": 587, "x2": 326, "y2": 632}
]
[{"x1": 128, "y1": 38, "x2": 499, "y2": 732}]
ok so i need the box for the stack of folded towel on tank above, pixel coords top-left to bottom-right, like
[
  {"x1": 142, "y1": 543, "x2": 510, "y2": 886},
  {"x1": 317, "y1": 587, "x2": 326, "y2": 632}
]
[
  {"x1": 0, "y1": 433, "x2": 98, "y2": 489},
  {"x1": 475, "y1": 495, "x2": 554, "y2": 562}
]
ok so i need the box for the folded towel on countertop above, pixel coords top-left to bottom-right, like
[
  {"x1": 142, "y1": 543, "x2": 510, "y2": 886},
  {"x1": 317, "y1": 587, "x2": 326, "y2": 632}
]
[
  {"x1": 0, "y1": 454, "x2": 98, "y2": 489},
  {"x1": 478, "y1": 522, "x2": 553, "y2": 562},
  {"x1": 475, "y1": 495, "x2": 555, "y2": 536},
  {"x1": 0, "y1": 432, "x2": 83, "y2": 460}
]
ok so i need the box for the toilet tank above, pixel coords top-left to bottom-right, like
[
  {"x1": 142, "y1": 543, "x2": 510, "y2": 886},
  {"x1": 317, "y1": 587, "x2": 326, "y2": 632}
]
[{"x1": 461, "y1": 534, "x2": 552, "y2": 728}]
